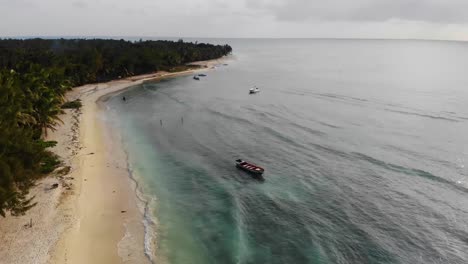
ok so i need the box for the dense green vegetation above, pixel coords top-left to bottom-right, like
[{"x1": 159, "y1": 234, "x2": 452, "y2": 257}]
[
  {"x1": 61, "y1": 99, "x2": 82, "y2": 109},
  {"x1": 0, "y1": 38, "x2": 232, "y2": 217}
]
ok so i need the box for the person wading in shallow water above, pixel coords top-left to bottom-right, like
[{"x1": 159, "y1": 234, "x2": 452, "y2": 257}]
[{"x1": 122, "y1": 96, "x2": 126, "y2": 101}]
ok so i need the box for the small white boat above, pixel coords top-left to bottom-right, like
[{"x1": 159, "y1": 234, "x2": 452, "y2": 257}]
[{"x1": 249, "y1": 86, "x2": 260, "y2": 94}]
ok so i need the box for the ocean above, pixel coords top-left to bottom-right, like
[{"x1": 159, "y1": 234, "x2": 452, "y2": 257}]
[{"x1": 105, "y1": 39, "x2": 468, "y2": 264}]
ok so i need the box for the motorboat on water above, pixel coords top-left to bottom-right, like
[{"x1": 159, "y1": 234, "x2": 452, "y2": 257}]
[
  {"x1": 235, "y1": 159, "x2": 265, "y2": 175},
  {"x1": 198, "y1": 73, "x2": 207, "y2": 77},
  {"x1": 193, "y1": 76, "x2": 200, "y2": 80},
  {"x1": 249, "y1": 86, "x2": 260, "y2": 94}
]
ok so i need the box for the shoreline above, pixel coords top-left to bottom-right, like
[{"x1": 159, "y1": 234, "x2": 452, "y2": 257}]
[{"x1": 0, "y1": 57, "x2": 229, "y2": 264}]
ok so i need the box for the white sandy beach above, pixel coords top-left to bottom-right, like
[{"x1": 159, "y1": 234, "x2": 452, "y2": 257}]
[{"x1": 0, "y1": 58, "x2": 227, "y2": 264}]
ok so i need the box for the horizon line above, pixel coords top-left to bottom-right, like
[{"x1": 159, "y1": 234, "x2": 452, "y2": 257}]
[{"x1": 2, "y1": 35, "x2": 467, "y2": 43}]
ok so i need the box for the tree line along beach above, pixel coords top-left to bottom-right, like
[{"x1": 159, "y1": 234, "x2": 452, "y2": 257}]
[{"x1": 0, "y1": 38, "x2": 232, "y2": 264}]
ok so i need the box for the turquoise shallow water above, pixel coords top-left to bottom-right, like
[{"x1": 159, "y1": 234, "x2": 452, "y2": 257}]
[{"x1": 106, "y1": 39, "x2": 468, "y2": 264}]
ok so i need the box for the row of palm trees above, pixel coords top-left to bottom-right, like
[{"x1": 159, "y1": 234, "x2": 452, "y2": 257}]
[
  {"x1": 0, "y1": 38, "x2": 232, "y2": 217},
  {"x1": 0, "y1": 66, "x2": 69, "y2": 217}
]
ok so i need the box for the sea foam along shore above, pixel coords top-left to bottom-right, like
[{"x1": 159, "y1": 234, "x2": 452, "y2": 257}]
[{"x1": 0, "y1": 57, "x2": 228, "y2": 264}]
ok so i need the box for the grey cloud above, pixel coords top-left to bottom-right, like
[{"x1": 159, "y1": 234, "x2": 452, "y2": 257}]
[
  {"x1": 1, "y1": 0, "x2": 468, "y2": 39},
  {"x1": 246, "y1": 0, "x2": 468, "y2": 23},
  {"x1": 0, "y1": 0, "x2": 38, "y2": 8},
  {"x1": 124, "y1": 7, "x2": 147, "y2": 16},
  {"x1": 353, "y1": 0, "x2": 467, "y2": 23},
  {"x1": 72, "y1": 1, "x2": 87, "y2": 9}
]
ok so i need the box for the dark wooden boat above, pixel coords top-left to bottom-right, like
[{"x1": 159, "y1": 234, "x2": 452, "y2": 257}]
[
  {"x1": 235, "y1": 159, "x2": 265, "y2": 175},
  {"x1": 193, "y1": 76, "x2": 200, "y2": 80}
]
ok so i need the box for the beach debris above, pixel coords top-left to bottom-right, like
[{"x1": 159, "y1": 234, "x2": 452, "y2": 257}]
[
  {"x1": 51, "y1": 183, "x2": 59, "y2": 189},
  {"x1": 24, "y1": 218, "x2": 33, "y2": 228},
  {"x1": 84, "y1": 179, "x2": 87, "y2": 181},
  {"x1": 87, "y1": 152, "x2": 95, "y2": 155},
  {"x1": 121, "y1": 210, "x2": 127, "y2": 213},
  {"x1": 62, "y1": 181, "x2": 72, "y2": 188},
  {"x1": 53, "y1": 166, "x2": 64, "y2": 172},
  {"x1": 54, "y1": 166, "x2": 71, "y2": 176}
]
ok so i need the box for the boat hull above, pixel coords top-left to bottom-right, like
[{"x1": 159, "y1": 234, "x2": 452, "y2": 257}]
[{"x1": 236, "y1": 164, "x2": 264, "y2": 175}]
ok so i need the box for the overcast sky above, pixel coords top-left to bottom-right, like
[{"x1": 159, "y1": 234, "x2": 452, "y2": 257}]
[{"x1": 1, "y1": 0, "x2": 468, "y2": 40}]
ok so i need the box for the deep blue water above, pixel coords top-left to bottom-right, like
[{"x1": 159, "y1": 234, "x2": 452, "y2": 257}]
[{"x1": 106, "y1": 39, "x2": 468, "y2": 264}]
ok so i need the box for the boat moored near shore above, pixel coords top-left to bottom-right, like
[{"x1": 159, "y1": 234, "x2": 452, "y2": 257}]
[{"x1": 249, "y1": 86, "x2": 260, "y2": 94}]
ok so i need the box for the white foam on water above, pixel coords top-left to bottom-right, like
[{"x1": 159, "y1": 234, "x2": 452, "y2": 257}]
[
  {"x1": 123, "y1": 149, "x2": 159, "y2": 263},
  {"x1": 103, "y1": 100, "x2": 159, "y2": 264}
]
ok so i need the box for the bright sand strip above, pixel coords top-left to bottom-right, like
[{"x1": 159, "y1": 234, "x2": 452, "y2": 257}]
[{"x1": 0, "y1": 58, "x2": 227, "y2": 264}]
